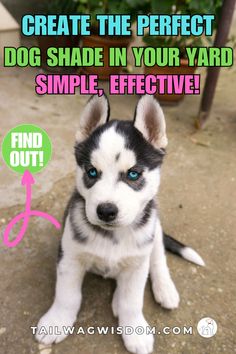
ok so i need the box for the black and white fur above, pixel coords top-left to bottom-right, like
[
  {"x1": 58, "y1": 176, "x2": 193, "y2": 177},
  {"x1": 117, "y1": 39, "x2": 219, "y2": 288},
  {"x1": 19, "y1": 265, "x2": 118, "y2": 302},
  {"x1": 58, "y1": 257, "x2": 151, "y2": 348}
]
[{"x1": 36, "y1": 95, "x2": 204, "y2": 354}]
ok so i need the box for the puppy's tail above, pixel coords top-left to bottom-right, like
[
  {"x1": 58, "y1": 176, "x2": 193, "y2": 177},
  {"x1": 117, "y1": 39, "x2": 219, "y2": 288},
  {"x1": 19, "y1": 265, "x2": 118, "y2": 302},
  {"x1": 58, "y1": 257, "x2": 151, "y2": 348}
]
[{"x1": 164, "y1": 233, "x2": 205, "y2": 266}]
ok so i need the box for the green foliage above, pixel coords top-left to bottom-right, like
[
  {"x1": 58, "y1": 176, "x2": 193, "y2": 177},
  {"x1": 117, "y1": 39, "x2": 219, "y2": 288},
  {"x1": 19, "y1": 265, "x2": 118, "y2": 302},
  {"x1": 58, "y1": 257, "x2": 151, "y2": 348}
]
[
  {"x1": 75, "y1": 0, "x2": 150, "y2": 25},
  {"x1": 148, "y1": 0, "x2": 223, "y2": 18},
  {"x1": 43, "y1": 0, "x2": 79, "y2": 15},
  {"x1": 143, "y1": 0, "x2": 223, "y2": 58},
  {"x1": 42, "y1": 0, "x2": 226, "y2": 52}
]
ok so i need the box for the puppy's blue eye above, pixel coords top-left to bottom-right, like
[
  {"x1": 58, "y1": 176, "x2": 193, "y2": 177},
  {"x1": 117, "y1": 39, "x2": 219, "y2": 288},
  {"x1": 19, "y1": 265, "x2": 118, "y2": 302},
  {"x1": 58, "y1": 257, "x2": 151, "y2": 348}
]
[
  {"x1": 87, "y1": 168, "x2": 98, "y2": 178},
  {"x1": 127, "y1": 170, "x2": 140, "y2": 181}
]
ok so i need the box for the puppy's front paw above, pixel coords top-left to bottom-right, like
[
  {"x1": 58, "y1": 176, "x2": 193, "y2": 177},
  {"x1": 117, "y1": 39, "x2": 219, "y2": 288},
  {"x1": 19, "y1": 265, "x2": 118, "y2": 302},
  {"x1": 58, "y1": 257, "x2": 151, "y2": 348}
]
[
  {"x1": 123, "y1": 332, "x2": 154, "y2": 354},
  {"x1": 152, "y1": 278, "x2": 180, "y2": 310},
  {"x1": 121, "y1": 317, "x2": 154, "y2": 354},
  {"x1": 35, "y1": 306, "x2": 76, "y2": 345}
]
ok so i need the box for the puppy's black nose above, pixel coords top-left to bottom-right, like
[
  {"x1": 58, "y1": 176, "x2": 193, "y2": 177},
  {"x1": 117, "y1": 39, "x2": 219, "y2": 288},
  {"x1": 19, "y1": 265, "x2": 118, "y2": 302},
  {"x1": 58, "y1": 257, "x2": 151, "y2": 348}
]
[{"x1": 97, "y1": 203, "x2": 118, "y2": 222}]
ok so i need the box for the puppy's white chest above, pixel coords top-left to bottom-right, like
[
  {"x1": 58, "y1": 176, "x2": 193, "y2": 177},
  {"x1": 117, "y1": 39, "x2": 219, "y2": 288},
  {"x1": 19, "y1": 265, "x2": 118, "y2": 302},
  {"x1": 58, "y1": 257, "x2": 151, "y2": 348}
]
[
  {"x1": 78, "y1": 251, "x2": 147, "y2": 278},
  {"x1": 65, "y1": 217, "x2": 154, "y2": 277}
]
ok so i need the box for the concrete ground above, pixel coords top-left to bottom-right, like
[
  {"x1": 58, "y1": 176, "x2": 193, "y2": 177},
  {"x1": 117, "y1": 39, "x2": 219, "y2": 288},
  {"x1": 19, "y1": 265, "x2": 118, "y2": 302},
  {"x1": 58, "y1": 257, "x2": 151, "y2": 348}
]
[{"x1": 0, "y1": 34, "x2": 236, "y2": 354}]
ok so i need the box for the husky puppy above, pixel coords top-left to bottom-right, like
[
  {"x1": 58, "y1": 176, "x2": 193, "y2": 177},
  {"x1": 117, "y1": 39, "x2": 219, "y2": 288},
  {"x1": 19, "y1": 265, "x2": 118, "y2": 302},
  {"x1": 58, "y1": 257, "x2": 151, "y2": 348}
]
[{"x1": 36, "y1": 95, "x2": 204, "y2": 354}]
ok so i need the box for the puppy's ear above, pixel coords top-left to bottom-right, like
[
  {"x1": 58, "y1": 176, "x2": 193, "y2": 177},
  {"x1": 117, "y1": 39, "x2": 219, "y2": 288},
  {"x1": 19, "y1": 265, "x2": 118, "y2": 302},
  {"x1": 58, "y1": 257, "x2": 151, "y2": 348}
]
[
  {"x1": 133, "y1": 95, "x2": 168, "y2": 149},
  {"x1": 76, "y1": 95, "x2": 110, "y2": 142}
]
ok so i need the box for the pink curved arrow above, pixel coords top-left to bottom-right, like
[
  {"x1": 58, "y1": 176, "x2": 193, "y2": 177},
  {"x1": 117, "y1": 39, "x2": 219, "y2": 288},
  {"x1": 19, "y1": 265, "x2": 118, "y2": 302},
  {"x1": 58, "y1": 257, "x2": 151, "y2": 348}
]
[{"x1": 3, "y1": 170, "x2": 61, "y2": 248}]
